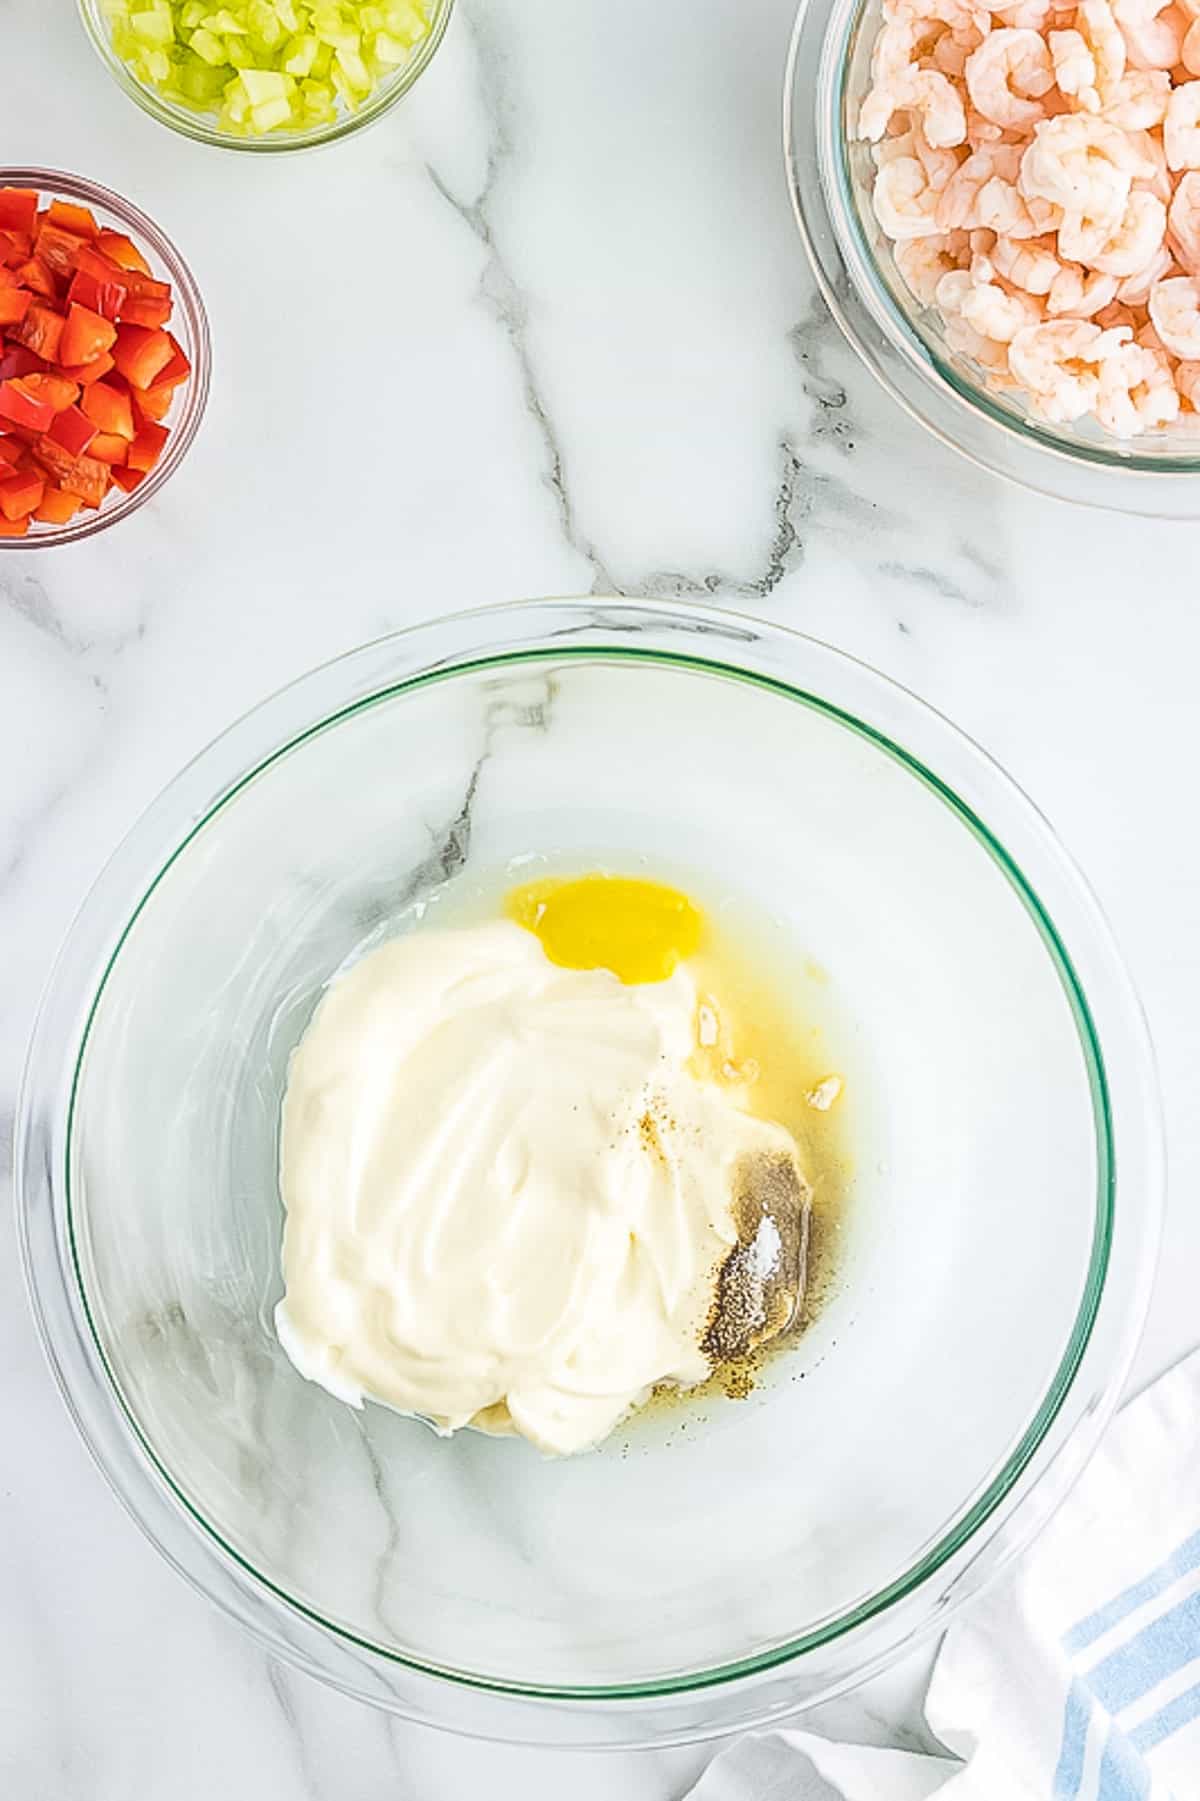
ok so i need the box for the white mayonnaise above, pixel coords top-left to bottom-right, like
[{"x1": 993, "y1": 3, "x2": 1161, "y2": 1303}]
[{"x1": 276, "y1": 921, "x2": 797, "y2": 1455}]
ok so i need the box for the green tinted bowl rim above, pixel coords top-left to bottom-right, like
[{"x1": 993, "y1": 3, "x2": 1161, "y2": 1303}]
[
  {"x1": 55, "y1": 602, "x2": 1126, "y2": 1702},
  {"x1": 76, "y1": 0, "x2": 456, "y2": 154}
]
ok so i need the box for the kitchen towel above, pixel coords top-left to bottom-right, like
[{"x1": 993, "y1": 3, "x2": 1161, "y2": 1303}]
[{"x1": 687, "y1": 1341, "x2": 1200, "y2": 1801}]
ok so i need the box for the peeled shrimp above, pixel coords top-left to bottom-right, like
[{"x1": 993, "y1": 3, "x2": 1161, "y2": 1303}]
[
  {"x1": 1007, "y1": 317, "x2": 1130, "y2": 416},
  {"x1": 1175, "y1": 357, "x2": 1200, "y2": 404},
  {"x1": 1058, "y1": 187, "x2": 1168, "y2": 272},
  {"x1": 1184, "y1": 16, "x2": 1200, "y2": 70},
  {"x1": 1165, "y1": 78, "x2": 1200, "y2": 165},
  {"x1": 894, "y1": 232, "x2": 970, "y2": 300},
  {"x1": 1116, "y1": 238, "x2": 1177, "y2": 295},
  {"x1": 989, "y1": 0, "x2": 1054, "y2": 27},
  {"x1": 1103, "y1": 69, "x2": 1173, "y2": 124},
  {"x1": 1167, "y1": 167, "x2": 1200, "y2": 263},
  {"x1": 1047, "y1": 262, "x2": 1121, "y2": 311},
  {"x1": 1148, "y1": 268, "x2": 1200, "y2": 347},
  {"x1": 1095, "y1": 337, "x2": 1182, "y2": 425},
  {"x1": 1075, "y1": 0, "x2": 1130, "y2": 101},
  {"x1": 961, "y1": 277, "x2": 1044, "y2": 335},
  {"x1": 1049, "y1": 27, "x2": 1102, "y2": 106},
  {"x1": 936, "y1": 142, "x2": 1023, "y2": 225},
  {"x1": 991, "y1": 229, "x2": 1065, "y2": 288},
  {"x1": 935, "y1": 269, "x2": 1014, "y2": 367},
  {"x1": 1019, "y1": 114, "x2": 1139, "y2": 222},
  {"x1": 1113, "y1": 0, "x2": 1185, "y2": 69},
  {"x1": 964, "y1": 27, "x2": 1054, "y2": 126},
  {"x1": 873, "y1": 155, "x2": 947, "y2": 236}
]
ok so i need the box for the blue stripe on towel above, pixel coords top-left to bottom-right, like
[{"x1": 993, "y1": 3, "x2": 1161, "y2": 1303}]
[
  {"x1": 1130, "y1": 1678, "x2": 1200, "y2": 1754},
  {"x1": 1064, "y1": 1530, "x2": 1200, "y2": 1655},
  {"x1": 1088, "y1": 1588, "x2": 1200, "y2": 1715},
  {"x1": 1095, "y1": 1726, "x2": 1151, "y2": 1801},
  {"x1": 1054, "y1": 1678, "x2": 1094, "y2": 1801}
]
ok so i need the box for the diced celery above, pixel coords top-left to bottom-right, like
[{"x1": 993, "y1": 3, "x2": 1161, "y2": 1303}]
[{"x1": 103, "y1": 0, "x2": 435, "y2": 134}]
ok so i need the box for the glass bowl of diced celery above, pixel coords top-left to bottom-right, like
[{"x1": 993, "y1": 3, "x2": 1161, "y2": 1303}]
[{"x1": 78, "y1": 0, "x2": 455, "y2": 152}]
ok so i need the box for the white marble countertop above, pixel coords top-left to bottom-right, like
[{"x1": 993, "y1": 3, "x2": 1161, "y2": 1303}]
[{"x1": 3, "y1": 1, "x2": 1198, "y2": 1795}]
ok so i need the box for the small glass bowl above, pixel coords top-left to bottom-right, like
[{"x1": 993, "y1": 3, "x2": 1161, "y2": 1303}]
[
  {"x1": 785, "y1": 0, "x2": 1200, "y2": 516},
  {"x1": 0, "y1": 168, "x2": 210, "y2": 551},
  {"x1": 77, "y1": 0, "x2": 455, "y2": 154}
]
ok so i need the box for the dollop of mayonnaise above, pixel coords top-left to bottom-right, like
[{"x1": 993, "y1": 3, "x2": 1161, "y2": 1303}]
[{"x1": 276, "y1": 921, "x2": 797, "y2": 1456}]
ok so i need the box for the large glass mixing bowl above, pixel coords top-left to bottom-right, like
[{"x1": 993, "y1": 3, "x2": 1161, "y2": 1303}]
[{"x1": 17, "y1": 600, "x2": 1161, "y2": 1746}]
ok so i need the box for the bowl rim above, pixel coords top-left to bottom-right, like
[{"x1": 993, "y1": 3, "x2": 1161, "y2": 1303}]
[
  {"x1": 16, "y1": 598, "x2": 1164, "y2": 1742},
  {"x1": 0, "y1": 167, "x2": 210, "y2": 550},
  {"x1": 783, "y1": 0, "x2": 1200, "y2": 514},
  {"x1": 76, "y1": 0, "x2": 456, "y2": 154}
]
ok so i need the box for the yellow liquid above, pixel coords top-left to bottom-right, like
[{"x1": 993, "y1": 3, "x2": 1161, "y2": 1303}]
[{"x1": 501, "y1": 869, "x2": 849, "y2": 1319}]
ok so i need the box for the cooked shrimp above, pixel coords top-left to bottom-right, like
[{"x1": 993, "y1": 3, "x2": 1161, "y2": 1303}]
[
  {"x1": 1116, "y1": 237, "x2": 1176, "y2": 295},
  {"x1": 1076, "y1": 0, "x2": 1129, "y2": 100},
  {"x1": 936, "y1": 142, "x2": 1023, "y2": 225},
  {"x1": 1049, "y1": 27, "x2": 1101, "y2": 107},
  {"x1": 1059, "y1": 187, "x2": 1168, "y2": 272},
  {"x1": 1129, "y1": 126, "x2": 1174, "y2": 199},
  {"x1": 1095, "y1": 337, "x2": 1181, "y2": 425},
  {"x1": 912, "y1": 116, "x2": 967, "y2": 185},
  {"x1": 1103, "y1": 69, "x2": 1172, "y2": 126},
  {"x1": 1094, "y1": 298, "x2": 1141, "y2": 325},
  {"x1": 1148, "y1": 269, "x2": 1200, "y2": 348},
  {"x1": 991, "y1": 229, "x2": 1065, "y2": 288},
  {"x1": 1165, "y1": 79, "x2": 1200, "y2": 166},
  {"x1": 1008, "y1": 317, "x2": 1129, "y2": 415},
  {"x1": 873, "y1": 155, "x2": 947, "y2": 236},
  {"x1": 936, "y1": 270, "x2": 1015, "y2": 366},
  {"x1": 1175, "y1": 357, "x2": 1200, "y2": 405},
  {"x1": 964, "y1": 27, "x2": 1055, "y2": 126},
  {"x1": 1047, "y1": 262, "x2": 1121, "y2": 311},
  {"x1": 1113, "y1": 0, "x2": 1185, "y2": 69},
  {"x1": 1019, "y1": 113, "x2": 1137, "y2": 221},
  {"x1": 961, "y1": 276, "x2": 1044, "y2": 335},
  {"x1": 895, "y1": 231, "x2": 970, "y2": 300},
  {"x1": 1167, "y1": 167, "x2": 1200, "y2": 264},
  {"x1": 989, "y1": 0, "x2": 1054, "y2": 26}
]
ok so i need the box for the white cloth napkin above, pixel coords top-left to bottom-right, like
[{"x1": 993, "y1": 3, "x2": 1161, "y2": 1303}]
[{"x1": 688, "y1": 1343, "x2": 1200, "y2": 1801}]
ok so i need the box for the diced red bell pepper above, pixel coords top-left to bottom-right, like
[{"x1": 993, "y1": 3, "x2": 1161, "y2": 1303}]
[
  {"x1": 47, "y1": 403, "x2": 97, "y2": 458},
  {"x1": 68, "y1": 267, "x2": 128, "y2": 322},
  {"x1": 0, "y1": 346, "x2": 45, "y2": 382},
  {"x1": 110, "y1": 465, "x2": 146, "y2": 494},
  {"x1": 35, "y1": 223, "x2": 89, "y2": 281},
  {"x1": 0, "y1": 435, "x2": 21, "y2": 466},
  {"x1": 63, "y1": 351, "x2": 117, "y2": 387},
  {"x1": 134, "y1": 382, "x2": 173, "y2": 423},
  {"x1": 21, "y1": 371, "x2": 79, "y2": 414},
  {"x1": 34, "y1": 484, "x2": 81, "y2": 524},
  {"x1": 44, "y1": 200, "x2": 98, "y2": 241},
  {"x1": 112, "y1": 323, "x2": 173, "y2": 390},
  {"x1": 0, "y1": 229, "x2": 33, "y2": 268},
  {"x1": 0, "y1": 466, "x2": 45, "y2": 520},
  {"x1": 96, "y1": 229, "x2": 151, "y2": 275},
  {"x1": 16, "y1": 257, "x2": 59, "y2": 300},
  {"x1": 12, "y1": 303, "x2": 65, "y2": 364},
  {"x1": 0, "y1": 266, "x2": 16, "y2": 289},
  {"x1": 0, "y1": 288, "x2": 32, "y2": 328},
  {"x1": 87, "y1": 431, "x2": 129, "y2": 466},
  {"x1": 0, "y1": 514, "x2": 29, "y2": 536},
  {"x1": 0, "y1": 189, "x2": 38, "y2": 235},
  {"x1": 32, "y1": 436, "x2": 112, "y2": 507},
  {"x1": 59, "y1": 303, "x2": 117, "y2": 368},
  {"x1": 156, "y1": 333, "x2": 191, "y2": 388},
  {"x1": 127, "y1": 420, "x2": 168, "y2": 472},
  {"x1": 73, "y1": 243, "x2": 129, "y2": 285},
  {"x1": 82, "y1": 380, "x2": 134, "y2": 438},
  {"x1": 0, "y1": 377, "x2": 54, "y2": 432},
  {"x1": 118, "y1": 291, "x2": 173, "y2": 329}
]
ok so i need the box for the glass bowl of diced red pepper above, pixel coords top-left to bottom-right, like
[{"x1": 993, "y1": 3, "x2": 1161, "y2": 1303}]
[{"x1": 0, "y1": 170, "x2": 209, "y2": 547}]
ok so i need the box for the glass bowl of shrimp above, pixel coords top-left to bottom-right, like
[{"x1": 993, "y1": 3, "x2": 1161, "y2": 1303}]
[{"x1": 785, "y1": 0, "x2": 1200, "y2": 514}]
